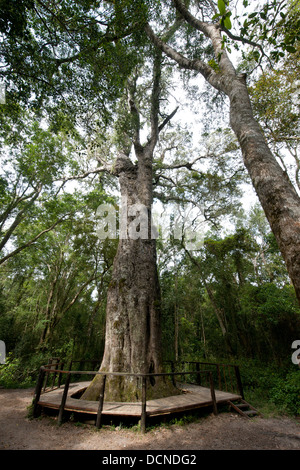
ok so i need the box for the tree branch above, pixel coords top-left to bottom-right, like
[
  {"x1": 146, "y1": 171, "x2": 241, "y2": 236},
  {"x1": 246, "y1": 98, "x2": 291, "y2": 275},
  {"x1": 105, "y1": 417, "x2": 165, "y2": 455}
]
[
  {"x1": 172, "y1": 0, "x2": 213, "y2": 38},
  {"x1": 0, "y1": 186, "x2": 42, "y2": 251},
  {"x1": 57, "y1": 166, "x2": 112, "y2": 184},
  {"x1": 0, "y1": 214, "x2": 71, "y2": 265},
  {"x1": 144, "y1": 23, "x2": 223, "y2": 92},
  {"x1": 158, "y1": 106, "x2": 179, "y2": 133},
  {"x1": 172, "y1": 0, "x2": 236, "y2": 77},
  {"x1": 147, "y1": 49, "x2": 163, "y2": 154},
  {"x1": 127, "y1": 77, "x2": 142, "y2": 151}
]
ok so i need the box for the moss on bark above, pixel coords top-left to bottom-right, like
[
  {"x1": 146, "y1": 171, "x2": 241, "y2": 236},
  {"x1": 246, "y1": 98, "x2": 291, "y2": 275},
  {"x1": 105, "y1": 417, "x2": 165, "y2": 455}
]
[{"x1": 81, "y1": 372, "x2": 181, "y2": 402}]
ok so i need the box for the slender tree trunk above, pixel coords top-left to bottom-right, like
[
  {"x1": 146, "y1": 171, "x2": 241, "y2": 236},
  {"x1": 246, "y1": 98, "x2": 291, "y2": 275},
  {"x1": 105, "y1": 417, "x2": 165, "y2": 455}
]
[
  {"x1": 203, "y1": 281, "x2": 235, "y2": 355},
  {"x1": 145, "y1": 8, "x2": 300, "y2": 305},
  {"x1": 227, "y1": 75, "x2": 300, "y2": 304},
  {"x1": 199, "y1": 309, "x2": 207, "y2": 359},
  {"x1": 174, "y1": 267, "x2": 179, "y2": 361}
]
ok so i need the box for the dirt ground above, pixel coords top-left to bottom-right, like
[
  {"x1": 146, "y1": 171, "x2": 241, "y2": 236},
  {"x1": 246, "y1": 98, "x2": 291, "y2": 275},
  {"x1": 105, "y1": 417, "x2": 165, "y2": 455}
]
[{"x1": 0, "y1": 387, "x2": 299, "y2": 451}]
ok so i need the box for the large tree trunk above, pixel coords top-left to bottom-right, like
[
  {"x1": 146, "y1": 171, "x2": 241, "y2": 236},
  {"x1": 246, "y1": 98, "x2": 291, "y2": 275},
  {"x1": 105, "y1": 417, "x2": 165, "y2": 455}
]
[{"x1": 82, "y1": 151, "x2": 178, "y2": 401}]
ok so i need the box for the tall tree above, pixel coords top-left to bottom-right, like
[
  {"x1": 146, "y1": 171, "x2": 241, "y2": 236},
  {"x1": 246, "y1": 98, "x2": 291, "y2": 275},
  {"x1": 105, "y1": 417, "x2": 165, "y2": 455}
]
[
  {"x1": 82, "y1": 50, "x2": 181, "y2": 401},
  {"x1": 249, "y1": 45, "x2": 300, "y2": 191},
  {"x1": 144, "y1": 0, "x2": 300, "y2": 305}
]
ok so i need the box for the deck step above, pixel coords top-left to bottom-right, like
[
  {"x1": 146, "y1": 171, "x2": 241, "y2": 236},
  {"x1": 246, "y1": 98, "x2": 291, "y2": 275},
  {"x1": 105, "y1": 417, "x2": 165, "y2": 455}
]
[{"x1": 228, "y1": 399, "x2": 259, "y2": 418}]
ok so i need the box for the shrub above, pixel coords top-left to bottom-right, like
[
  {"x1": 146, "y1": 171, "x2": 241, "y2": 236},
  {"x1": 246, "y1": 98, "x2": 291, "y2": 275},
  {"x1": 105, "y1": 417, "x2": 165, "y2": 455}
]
[
  {"x1": 0, "y1": 354, "x2": 33, "y2": 388},
  {"x1": 0, "y1": 352, "x2": 48, "y2": 388},
  {"x1": 269, "y1": 370, "x2": 300, "y2": 416}
]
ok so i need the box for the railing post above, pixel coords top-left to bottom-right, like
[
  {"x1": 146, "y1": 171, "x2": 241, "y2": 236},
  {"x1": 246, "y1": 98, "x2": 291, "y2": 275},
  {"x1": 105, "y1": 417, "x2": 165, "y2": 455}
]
[
  {"x1": 209, "y1": 372, "x2": 218, "y2": 415},
  {"x1": 216, "y1": 364, "x2": 222, "y2": 391},
  {"x1": 32, "y1": 366, "x2": 46, "y2": 418},
  {"x1": 140, "y1": 376, "x2": 147, "y2": 434},
  {"x1": 171, "y1": 361, "x2": 176, "y2": 386},
  {"x1": 234, "y1": 366, "x2": 244, "y2": 399},
  {"x1": 51, "y1": 359, "x2": 59, "y2": 389},
  {"x1": 222, "y1": 365, "x2": 228, "y2": 391},
  {"x1": 57, "y1": 373, "x2": 71, "y2": 426},
  {"x1": 57, "y1": 362, "x2": 64, "y2": 388},
  {"x1": 195, "y1": 362, "x2": 201, "y2": 385},
  {"x1": 96, "y1": 374, "x2": 106, "y2": 429},
  {"x1": 43, "y1": 361, "x2": 50, "y2": 392}
]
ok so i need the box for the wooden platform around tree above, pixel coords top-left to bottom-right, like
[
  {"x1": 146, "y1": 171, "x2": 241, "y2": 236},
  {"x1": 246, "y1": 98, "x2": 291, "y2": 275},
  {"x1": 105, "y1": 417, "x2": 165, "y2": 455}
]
[{"x1": 37, "y1": 381, "x2": 241, "y2": 418}]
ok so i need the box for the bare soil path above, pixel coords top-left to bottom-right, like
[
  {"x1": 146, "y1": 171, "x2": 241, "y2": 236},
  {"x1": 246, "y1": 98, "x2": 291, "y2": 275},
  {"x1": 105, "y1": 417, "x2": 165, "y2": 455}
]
[{"x1": 0, "y1": 387, "x2": 299, "y2": 451}]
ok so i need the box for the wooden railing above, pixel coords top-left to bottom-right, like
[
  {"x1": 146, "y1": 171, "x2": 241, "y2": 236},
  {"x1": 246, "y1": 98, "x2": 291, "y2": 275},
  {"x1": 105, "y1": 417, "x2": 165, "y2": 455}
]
[
  {"x1": 41, "y1": 357, "x2": 101, "y2": 393},
  {"x1": 32, "y1": 363, "x2": 220, "y2": 433},
  {"x1": 165, "y1": 361, "x2": 244, "y2": 399},
  {"x1": 39, "y1": 358, "x2": 243, "y2": 398}
]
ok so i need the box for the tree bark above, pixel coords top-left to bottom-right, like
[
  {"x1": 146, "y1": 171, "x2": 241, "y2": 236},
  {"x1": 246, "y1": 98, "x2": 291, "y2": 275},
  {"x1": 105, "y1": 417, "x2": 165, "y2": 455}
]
[
  {"x1": 227, "y1": 75, "x2": 300, "y2": 305},
  {"x1": 82, "y1": 151, "x2": 178, "y2": 401},
  {"x1": 82, "y1": 53, "x2": 180, "y2": 402}
]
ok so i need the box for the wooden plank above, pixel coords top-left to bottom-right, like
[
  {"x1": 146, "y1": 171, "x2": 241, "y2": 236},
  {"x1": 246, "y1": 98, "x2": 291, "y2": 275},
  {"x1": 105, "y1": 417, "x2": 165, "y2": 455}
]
[{"x1": 37, "y1": 381, "x2": 242, "y2": 418}]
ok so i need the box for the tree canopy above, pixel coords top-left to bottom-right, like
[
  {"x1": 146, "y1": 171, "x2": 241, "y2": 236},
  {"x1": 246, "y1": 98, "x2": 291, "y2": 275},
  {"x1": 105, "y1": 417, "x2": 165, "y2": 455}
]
[{"x1": 0, "y1": 0, "x2": 299, "y2": 413}]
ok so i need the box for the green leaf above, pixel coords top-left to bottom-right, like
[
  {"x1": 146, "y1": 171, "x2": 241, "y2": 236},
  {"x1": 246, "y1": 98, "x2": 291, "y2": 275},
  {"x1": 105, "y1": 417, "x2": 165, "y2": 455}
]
[
  {"x1": 224, "y1": 16, "x2": 232, "y2": 30},
  {"x1": 218, "y1": 0, "x2": 226, "y2": 16},
  {"x1": 285, "y1": 45, "x2": 296, "y2": 53},
  {"x1": 253, "y1": 50, "x2": 260, "y2": 62}
]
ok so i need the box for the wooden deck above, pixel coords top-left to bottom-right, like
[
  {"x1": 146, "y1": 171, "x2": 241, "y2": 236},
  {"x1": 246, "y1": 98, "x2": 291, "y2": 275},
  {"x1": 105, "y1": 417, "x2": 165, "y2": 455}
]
[{"x1": 37, "y1": 381, "x2": 241, "y2": 418}]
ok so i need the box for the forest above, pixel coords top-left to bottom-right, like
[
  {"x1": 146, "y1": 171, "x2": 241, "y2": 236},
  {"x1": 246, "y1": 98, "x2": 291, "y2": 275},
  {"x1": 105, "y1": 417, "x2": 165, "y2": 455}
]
[{"x1": 0, "y1": 0, "x2": 300, "y2": 417}]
